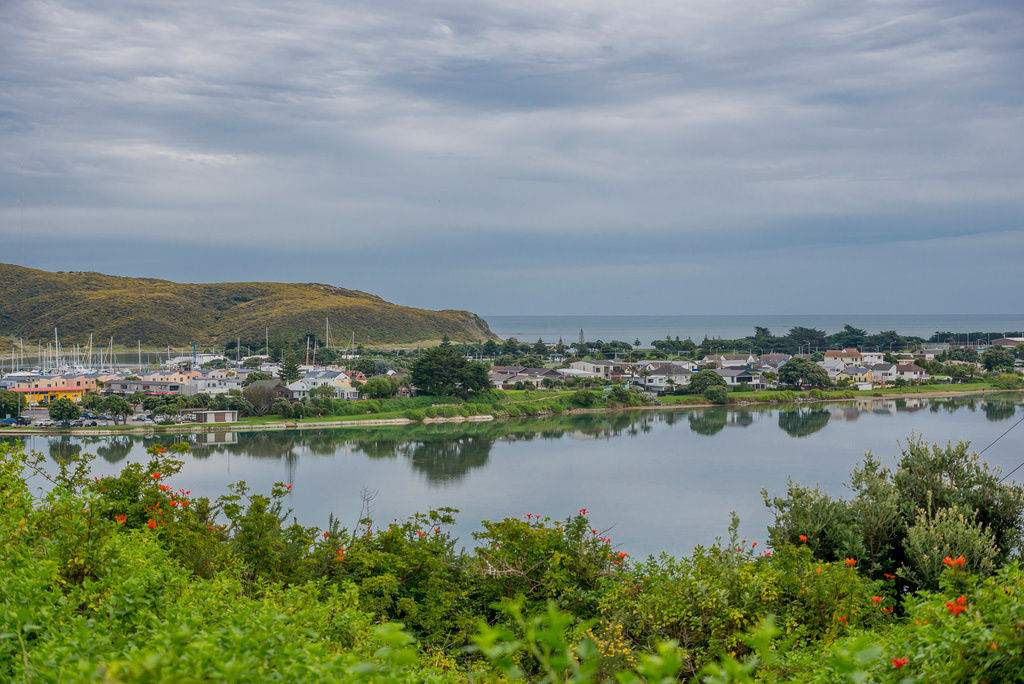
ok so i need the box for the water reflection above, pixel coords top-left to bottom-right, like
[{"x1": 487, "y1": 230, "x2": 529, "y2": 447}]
[{"x1": 12, "y1": 393, "x2": 1022, "y2": 487}]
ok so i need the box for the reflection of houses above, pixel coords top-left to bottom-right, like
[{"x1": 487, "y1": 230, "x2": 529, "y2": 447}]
[{"x1": 197, "y1": 431, "x2": 239, "y2": 445}]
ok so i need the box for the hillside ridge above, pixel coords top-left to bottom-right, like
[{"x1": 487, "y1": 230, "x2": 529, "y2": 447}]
[{"x1": 0, "y1": 263, "x2": 496, "y2": 346}]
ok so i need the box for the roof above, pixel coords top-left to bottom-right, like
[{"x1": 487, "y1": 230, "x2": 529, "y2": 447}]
[
  {"x1": 897, "y1": 364, "x2": 926, "y2": 372},
  {"x1": 10, "y1": 386, "x2": 84, "y2": 393}
]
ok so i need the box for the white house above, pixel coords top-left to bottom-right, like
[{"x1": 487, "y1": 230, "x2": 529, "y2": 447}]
[
  {"x1": 643, "y1": 365, "x2": 693, "y2": 393},
  {"x1": 896, "y1": 364, "x2": 929, "y2": 382}
]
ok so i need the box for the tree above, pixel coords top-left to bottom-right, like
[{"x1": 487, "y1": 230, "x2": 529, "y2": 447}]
[
  {"x1": 241, "y1": 356, "x2": 264, "y2": 369},
  {"x1": 410, "y1": 345, "x2": 490, "y2": 398},
  {"x1": 129, "y1": 391, "x2": 147, "y2": 410},
  {"x1": 309, "y1": 384, "x2": 340, "y2": 402},
  {"x1": 358, "y1": 377, "x2": 397, "y2": 399},
  {"x1": 49, "y1": 398, "x2": 80, "y2": 425},
  {"x1": 104, "y1": 395, "x2": 132, "y2": 424},
  {"x1": 243, "y1": 384, "x2": 277, "y2": 415},
  {"x1": 688, "y1": 369, "x2": 727, "y2": 395},
  {"x1": 982, "y1": 347, "x2": 1015, "y2": 373},
  {"x1": 533, "y1": 338, "x2": 548, "y2": 356},
  {"x1": 482, "y1": 339, "x2": 499, "y2": 357},
  {"x1": 0, "y1": 389, "x2": 20, "y2": 419},
  {"x1": 779, "y1": 358, "x2": 830, "y2": 387},
  {"x1": 82, "y1": 394, "x2": 106, "y2": 412},
  {"x1": 278, "y1": 353, "x2": 302, "y2": 384},
  {"x1": 242, "y1": 371, "x2": 272, "y2": 388}
]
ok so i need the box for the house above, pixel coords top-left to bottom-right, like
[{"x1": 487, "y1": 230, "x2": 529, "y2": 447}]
[
  {"x1": 837, "y1": 366, "x2": 872, "y2": 382},
  {"x1": 861, "y1": 352, "x2": 885, "y2": 365},
  {"x1": 714, "y1": 368, "x2": 766, "y2": 389},
  {"x1": 870, "y1": 363, "x2": 898, "y2": 384},
  {"x1": 757, "y1": 353, "x2": 792, "y2": 369},
  {"x1": 701, "y1": 354, "x2": 757, "y2": 369},
  {"x1": 818, "y1": 359, "x2": 846, "y2": 381},
  {"x1": 913, "y1": 349, "x2": 945, "y2": 361},
  {"x1": 243, "y1": 379, "x2": 293, "y2": 400},
  {"x1": 896, "y1": 364, "x2": 929, "y2": 382},
  {"x1": 643, "y1": 365, "x2": 693, "y2": 393},
  {"x1": 824, "y1": 349, "x2": 863, "y2": 365},
  {"x1": 184, "y1": 376, "x2": 243, "y2": 396},
  {"x1": 992, "y1": 337, "x2": 1024, "y2": 348},
  {"x1": 568, "y1": 360, "x2": 625, "y2": 380},
  {"x1": 103, "y1": 379, "x2": 184, "y2": 395}
]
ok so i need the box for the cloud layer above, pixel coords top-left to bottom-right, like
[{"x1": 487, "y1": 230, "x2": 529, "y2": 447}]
[{"x1": 2, "y1": 0, "x2": 1022, "y2": 313}]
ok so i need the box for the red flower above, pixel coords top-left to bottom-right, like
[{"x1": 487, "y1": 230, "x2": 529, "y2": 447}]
[
  {"x1": 146, "y1": 519, "x2": 157, "y2": 529},
  {"x1": 159, "y1": 446, "x2": 167, "y2": 453},
  {"x1": 159, "y1": 484, "x2": 170, "y2": 491},
  {"x1": 945, "y1": 597, "x2": 967, "y2": 616},
  {"x1": 836, "y1": 615, "x2": 847, "y2": 622},
  {"x1": 942, "y1": 555, "x2": 966, "y2": 568},
  {"x1": 578, "y1": 508, "x2": 589, "y2": 515},
  {"x1": 151, "y1": 472, "x2": 162, "y2": 479},
  {"x1": 433, "y1": 526, "x2": 440, "y2": 533},
  {"x1": 845, "y1": 558, "x2": 857, "y2": 566},
  {"x1": 617, "y1": 551, "x2": 628, "y2": 559},
  {"x1": 882, "y1": 607, "x2": 893, "y2": 614},
  {"x1": 872, "y1": 596, "x2": 883, "y2": 604},
  {"x1": 115, "y1": 514, "x2": 127, "y2": 525},
  {"x1": 884, "y1": 573, "x2": 896, "y2": 579},
  {"x1": 751, "y1": 541, "x2": 757, "y2": 547},
  {"x1": 285, "y1": 484, "x2": 292, "y2": 491},
  {"x1": 892, "y1": 657, "x2": 908, "y2": 669},
  {"x1": 798, "y1": 534, "x2": 808, "y2": 542},
  {"x1": 322, "y1": 531, "x2": 330, "y2": 539},
  {"x1": 416, "y1": 530, "x2": 425, "y2": 536}
]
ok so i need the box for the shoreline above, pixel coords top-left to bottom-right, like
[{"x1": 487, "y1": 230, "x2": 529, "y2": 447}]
[{"x1": 1, "y1": 387, "x2": 1018, "y2": 438}]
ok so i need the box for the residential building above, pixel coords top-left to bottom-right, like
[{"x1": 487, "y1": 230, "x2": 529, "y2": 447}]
[{"x1": 824, "y1": 348, "x2": 862, "y2": 365}]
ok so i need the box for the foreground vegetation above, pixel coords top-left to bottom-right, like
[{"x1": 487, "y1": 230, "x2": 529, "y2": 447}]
[{"x1": 3, "y1": 434, "x2": 1024, "y2": 681}]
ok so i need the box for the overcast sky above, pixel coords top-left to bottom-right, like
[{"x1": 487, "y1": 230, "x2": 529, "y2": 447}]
[{"x1": 1, "y1": 0, "x2": 1022, "y2": 315}]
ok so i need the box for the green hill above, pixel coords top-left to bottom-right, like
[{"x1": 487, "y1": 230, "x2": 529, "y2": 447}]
[{"x1": 0, "y1": 263, "x2": 496, "y2": 346}]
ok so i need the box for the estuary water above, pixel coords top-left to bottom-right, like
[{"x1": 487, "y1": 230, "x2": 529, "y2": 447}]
[
  {"x1": 484, "y1": 314, "x2": 1024, "y2": 345},
  {"x1": 12, "y1": 393, "x2": 1024, "y2": 558}
]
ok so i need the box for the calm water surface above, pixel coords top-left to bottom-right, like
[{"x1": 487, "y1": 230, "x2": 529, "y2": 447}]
[{"x1": 12, "y1": 394, "x2": 1024, "y2": 558}]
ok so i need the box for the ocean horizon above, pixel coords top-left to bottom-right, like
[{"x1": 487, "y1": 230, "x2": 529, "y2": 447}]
[{"x1": 483, "y1": 314, "x2": 1024, "y2": 345}]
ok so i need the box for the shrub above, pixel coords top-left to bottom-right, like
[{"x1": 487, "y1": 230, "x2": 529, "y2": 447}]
[
  {"x1": 403, "y1": 409, "x2": 426, "y2": 421},
  {"x1": 569, "y1": 390, "x2": 599, "y2": 408},
  {"x1": 901, "y1": 505, "x2": 999, "y2": 588},
  {"x1": 704, "y1": 386, "x2": 729, "y2": 404}
]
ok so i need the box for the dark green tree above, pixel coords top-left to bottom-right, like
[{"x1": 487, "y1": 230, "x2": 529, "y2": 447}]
[
  {"x1": 278, "y1": 353, "x2": 302, "y2": 384},
  {"x1": 410, "y1": 346, "x2": 490, "y2": 398},
  {"x1": 779, "y1": 358, "x2": 830, "y2": 387},
  {"x1": 982, "y1": 347, "x2": 1015, "y2": 372},
  {"x1": 0, "y1": 389, "x2": 20, "y2": 419},
  {"x1": 688, "y1": 369, "x2": 727, "y2": 395},
  {"x1": 104, "y1": 395, "x2": 133, "y2": 424},
  {"x1": 49, "y1": 398, "x2": 80, "y2": 425},
  {"x1": 358, "y1": 377, "x2": 397, "y2": 399},
  {"x1": 242, "y1": 371, "x2": 273, "y2": 388}
]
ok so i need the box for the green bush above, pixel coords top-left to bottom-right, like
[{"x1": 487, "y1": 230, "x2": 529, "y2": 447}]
[
  {"x1": 403, "y1": 409, "x2": 426, "y2": 421},
  {"x1": 991, "y1": 373, "x2": 1023, "y2": 389},
  {"x1": 764, "y1": 438, "x2": 1024, "y2": 589},
  {"x1": 704, "y1": 386, "x2": 729, "y2": 404}
]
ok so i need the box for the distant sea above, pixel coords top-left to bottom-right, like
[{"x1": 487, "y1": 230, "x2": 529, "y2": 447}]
[{"x1": 483, "y1": 314, "x2": 1024, "y2": 344}]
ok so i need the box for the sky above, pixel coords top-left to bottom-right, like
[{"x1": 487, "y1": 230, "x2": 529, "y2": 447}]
[{"x1": 1, "y1": 0, "x2": 1022, "y2": 315}]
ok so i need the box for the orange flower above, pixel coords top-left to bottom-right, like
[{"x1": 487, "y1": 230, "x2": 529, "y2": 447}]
[
  {"x1": 322, "y1": 531, "x2": 330, "y2": 538},
  {"x1": 943, "y1": 555, "x2": 966, "y2": 568},
  {"x1": 882, "y1": 607, "x2": 893, "y2": 613},
  {"x1": 151, "y1": 472, "x2": 162, "y2": 479},
  {"x1": 114, "y1": 514, "x2": 127, "y2": 525},
  {"x1": 872, "y1": 596, "x2": 883, "y2": 604},
  {"x1": 578, "y1": 508, "x2": 589, "y2": 515},
  {"x1": 146, "y1": 519, "x2": 157, "y2": 529},
  {"x1": 798, "y1": 534, "x2": 808, "y2": 542},
  {"x1": 945, "y1": 596, "x2": 967, "y2": 616},
  {"x1": 884, "y1": 573, "x2": 896, "y2": 579},
  {"x1": 836, "y1": 615, "x2": 847, "y2": 622},
  {"x1": 285, "y1": 484, "x2": 292, "y2": 491},
  {"x1": 617, "y1": 551, "x2": 629, "y2": 558},
  {"x1": 751, "y1": 541, "x2": 757, "y2": 548},
  {"x1": 844, "y1": 558, "x2": 857, "y2": 566},
  {"x1": 816, "y1": 567, "x2": 822, "y2": 574},
  {"x1": 892, "y1": 657, "x2": 908, "y2": 669}
]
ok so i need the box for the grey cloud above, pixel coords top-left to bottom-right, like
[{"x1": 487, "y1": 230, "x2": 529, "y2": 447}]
[{"x1": 1, "y1": 0, "x2": 1022, "y2": 313}]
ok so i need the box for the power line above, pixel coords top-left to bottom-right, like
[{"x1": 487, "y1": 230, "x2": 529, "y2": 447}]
[{"x1": 989, "y1": 412, "x2": 1024, "y2": 482}]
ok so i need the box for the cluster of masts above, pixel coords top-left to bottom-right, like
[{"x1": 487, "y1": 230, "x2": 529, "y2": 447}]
[
  {"x1": 5, "y1": 319, "x2": 359, "y2": 374},
  {"x1": 3, "y1": 329, "x2": 126, "y2": 375}
]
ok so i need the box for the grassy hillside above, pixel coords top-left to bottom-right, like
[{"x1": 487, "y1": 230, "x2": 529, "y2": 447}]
[{"x1": 0, "y1": 263, "x2": 496, "y2": 346}]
